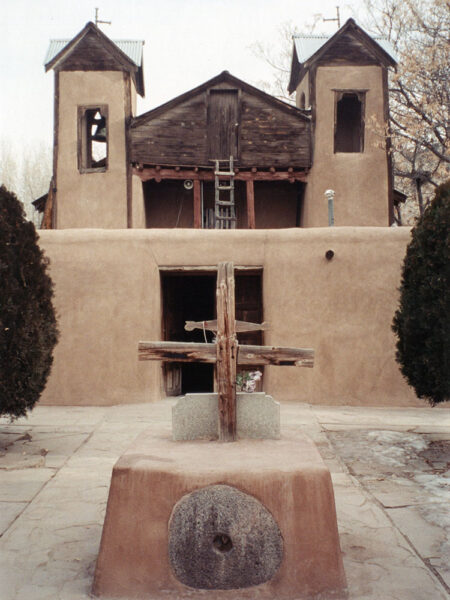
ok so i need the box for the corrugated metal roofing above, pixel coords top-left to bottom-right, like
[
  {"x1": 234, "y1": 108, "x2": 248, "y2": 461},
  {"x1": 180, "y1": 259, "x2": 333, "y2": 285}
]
[
  {"x1": 293, "y1": 35, "x2": 329, "y2": 64},
  {"x1": 373, "y1": 38, "x2": 398, "y2": 62},
  {"x1": 293, "y1": 33, "x2": 397, "y2": 64},
  {"x1": 44, "y1": 39, "x2": 144, "y2": 67},
  {"x1": 113, "y1": 40, "x2": 144, "y2": 67}
]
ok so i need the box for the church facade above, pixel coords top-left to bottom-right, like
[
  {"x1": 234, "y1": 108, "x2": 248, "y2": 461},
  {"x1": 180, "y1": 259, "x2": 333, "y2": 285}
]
[
  {"x1": 36, "y1": 19, "x2": 419, "y2": 407},
  {"x1": 43, "y1": 18, "x2": 397, "y2": 231}
]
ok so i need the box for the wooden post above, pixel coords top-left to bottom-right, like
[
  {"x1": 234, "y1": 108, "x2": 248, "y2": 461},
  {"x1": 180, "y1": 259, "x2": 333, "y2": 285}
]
[
  {"x1": 193, "y1": 179, "x2": 202, "y2": 228},
  {"x1": 216, "y1": 262, "x2": 238, "y2": 441},
  {"x1": 246, "y1": 180, "x2": 255, "y2": 229}
]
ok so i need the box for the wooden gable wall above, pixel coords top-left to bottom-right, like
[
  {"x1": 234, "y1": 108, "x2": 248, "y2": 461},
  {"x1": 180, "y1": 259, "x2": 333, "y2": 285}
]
[
  {"x1": 317, "y1": 31, "x2": 383, "y2": 66},
  {"x1": 56, "y1": 32, "x2": 133, "y2": 72},
  {"x1": 130, "y1": 81, "x2": 311, "y2": 169}
]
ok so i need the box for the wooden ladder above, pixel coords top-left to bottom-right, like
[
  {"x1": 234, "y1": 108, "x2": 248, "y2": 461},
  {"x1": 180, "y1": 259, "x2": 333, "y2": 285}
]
[{"x1": 214, "y1": 156, "x2": 236, "y2": 229}]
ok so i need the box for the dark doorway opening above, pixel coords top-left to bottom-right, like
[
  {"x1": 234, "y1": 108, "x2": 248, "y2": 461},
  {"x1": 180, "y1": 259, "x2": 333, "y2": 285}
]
[
  {"x1": 235, "y1": 272, "x2": 264, "y2": 392},
  {"x1": 161, "y1": 272, "x2": 216, "y2": 395},
  {"x1": 161, "y1": 269, "x2": 264, "y2": 396},
  {"x1": 334, "y1": 92, "x2": 364, "y2": 153}
]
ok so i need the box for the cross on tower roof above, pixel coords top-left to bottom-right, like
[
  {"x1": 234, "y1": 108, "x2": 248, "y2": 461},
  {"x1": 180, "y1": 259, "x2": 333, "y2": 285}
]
[
  {"x1": 95, "y1": 8, "x2": 111, "y2": 27},
  {"x1": 139, "y1": 262, "x2": 314, "y2": 442}
]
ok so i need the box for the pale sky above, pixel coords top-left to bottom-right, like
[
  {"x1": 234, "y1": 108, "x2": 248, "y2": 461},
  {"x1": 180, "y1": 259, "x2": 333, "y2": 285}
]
[{"x1": 0, "y1": 0, "x2": 360, "y2": 151}]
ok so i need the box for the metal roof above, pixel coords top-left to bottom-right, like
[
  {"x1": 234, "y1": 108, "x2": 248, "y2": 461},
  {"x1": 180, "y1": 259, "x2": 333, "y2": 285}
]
[
  {"x1": 293, "y1": 33, "x2": 397, "y2": 64},
  {"x1": 44, "y1": 38, "x2": 144, "y2": 67}
]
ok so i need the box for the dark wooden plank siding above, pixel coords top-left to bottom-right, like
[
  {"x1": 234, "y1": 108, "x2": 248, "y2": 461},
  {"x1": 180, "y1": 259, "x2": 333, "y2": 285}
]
[
  {"x1": 57, "y1": 33, "x2": 127, "y2": 71},
  {"x1": 131, "y1": 83, "x2": 311, "y2": 168},
  {"x1": 207, "y1": 89, "x2": 239, "y2": 160},
  {"x1": 239, "y1": 94, "x2": 310, "y2": 167},
  {"x1": 318, "y1": 32, "x2": 380, "y2": 66},
  {"x1": 131, "y1": 95, "x2": 208, "y2": 165}
]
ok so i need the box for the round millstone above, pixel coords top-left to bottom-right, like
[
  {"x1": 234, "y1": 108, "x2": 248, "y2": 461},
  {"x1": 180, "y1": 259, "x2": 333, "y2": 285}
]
[{"x1": 168, "y1": 484, "x2": 284, "y2": 590}]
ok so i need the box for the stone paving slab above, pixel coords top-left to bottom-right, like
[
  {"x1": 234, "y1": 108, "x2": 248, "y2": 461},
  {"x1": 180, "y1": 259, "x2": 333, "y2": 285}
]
[
  {"x1": 0, "y1": 468, "x2": 56, "y2": 502},
  {"x1": 0, "y1": 502, "x2": 28, "y2": 536},
  {"x1": 387, "y1": 503, "x2": 450, "y2": 588},
  {"x1": 322, "y1": 423, "x2": 450, "y2": 434},
  {"x1": 0, "y1": 401, "x2": 449, "y2": 600}
]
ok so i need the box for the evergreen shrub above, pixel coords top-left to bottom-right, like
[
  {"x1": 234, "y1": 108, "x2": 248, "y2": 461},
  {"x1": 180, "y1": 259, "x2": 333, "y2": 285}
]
[
  {"x1": 0, "y1": 186, "x2": 59, "y2": 418},
  {"x1": 392, "y1": 181, "x2": 450, "y2": 405}
]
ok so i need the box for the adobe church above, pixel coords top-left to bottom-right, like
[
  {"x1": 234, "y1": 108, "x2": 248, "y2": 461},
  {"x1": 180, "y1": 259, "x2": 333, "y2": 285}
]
[
  {"x1": 36, "y1": 18, "x2": 419, "y2": 407},
  {"x1": 42, "y1": 17, "x2": 396, "y2": 230}
]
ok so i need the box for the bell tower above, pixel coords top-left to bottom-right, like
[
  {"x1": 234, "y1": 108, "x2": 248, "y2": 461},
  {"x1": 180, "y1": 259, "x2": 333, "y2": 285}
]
[
  {"x1": 288, "y1": 19, "x2": 397, "y2": 226},
  {"x1": 45, "y1": 22, "x2": 145, "y2": 228}
]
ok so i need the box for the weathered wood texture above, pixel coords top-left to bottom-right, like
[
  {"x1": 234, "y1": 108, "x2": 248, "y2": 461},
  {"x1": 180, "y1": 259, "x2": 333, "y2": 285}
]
[
  {"x1": 131, "y1": 77, "x2": 311, "y2": 168},
  {"x1": 138, "y1": 341, "x2": 313, "y2": 368},
  {"x1": 134, "y1": 167, "x2": 308, "y2": 183},
  {"x1": 193, "y1": 179, "x2": 201, "y2": 228},
  {"x1": 139, "y1": 341, "x2": 217, "y2": 363},
  {"x1": 132, "y1": 95, "x2": 207, "y2": 167},
  {"x1": 185, "y1": 319, "x2": 268, "y2": 333},
  {"x1": 56, "y1": 30, "x2": 133, "y2": 72},
  {"x1": 207, "y1": 89, "x2": 239, "y2": 160},
  {"x1": 246, "y1": 180, "x2": 255, "y2": 229},
  {"x1": 237, "y1": 345, "x2": 314, "y2": 367},
  {"x1": 138, "y1": 263, "x2": 314, "y2": 443},
  {"x1": 216, "y1": 262, "x2": 238, "y2": 441},
  {"x1": 318, "y1": 31, "x2": 382, "y2": 66}
]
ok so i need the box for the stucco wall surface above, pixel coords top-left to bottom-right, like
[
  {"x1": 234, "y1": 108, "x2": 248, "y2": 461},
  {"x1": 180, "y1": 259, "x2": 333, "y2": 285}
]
[
  {"x1": 57, "y1": 71, "x2": 129, "y2": 229},
  {"x1": 93, "y1": 433, "x2": 346, "y2": 598},
  {"x1": 304, "y1": 65, "x2": 390, "y2": 227},
  {"x1": 37, "y1": 227, "x2": 420, "y2": 407}
]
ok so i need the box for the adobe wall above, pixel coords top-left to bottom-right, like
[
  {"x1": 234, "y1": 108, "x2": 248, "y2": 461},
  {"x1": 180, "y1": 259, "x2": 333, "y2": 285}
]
[
  {"x1": 37, "y1": 227, "x2": 421, "y2": 407},
  {"x1": 56, "y1": 71, "x2": 132, "y2": 229},
  {"x1": 303, "y1": 65, "x2": 390, "y2": 227}
]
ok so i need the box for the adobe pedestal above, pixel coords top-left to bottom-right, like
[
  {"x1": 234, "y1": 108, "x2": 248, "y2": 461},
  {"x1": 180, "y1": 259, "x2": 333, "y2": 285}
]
[{"x1": 93, "y1": 431, "x2": 347, "y2": 599}]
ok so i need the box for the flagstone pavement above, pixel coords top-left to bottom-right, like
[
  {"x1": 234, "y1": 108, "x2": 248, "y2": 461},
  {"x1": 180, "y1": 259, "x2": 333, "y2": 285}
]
[{"x1": 0, "y1": 401, "x2": 449, "y2": 600}]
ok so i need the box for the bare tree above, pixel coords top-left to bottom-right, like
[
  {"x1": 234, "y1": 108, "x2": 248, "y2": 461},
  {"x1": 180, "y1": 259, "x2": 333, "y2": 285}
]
[
  {"x1": 250, "y1": 17, "x2": 321, "y2": 103},
  {"x1": 0, "y1": 139, "x2": 19, "y2": 196},
  {"x1": 362, "y1": 0, "x2": 450, "y2": 223},
  {"x1": 0, "y1": 139, "x2": 52, "y2": 226}
]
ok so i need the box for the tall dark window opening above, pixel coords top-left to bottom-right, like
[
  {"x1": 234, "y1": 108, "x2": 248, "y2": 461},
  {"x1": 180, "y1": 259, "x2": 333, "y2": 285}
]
[
  {"x1": 78, "y1": 105, "x2": 108, "y2": 172},
  {"x1": 334, "y1": 92, "x2": 365, "y2": 153},
  {"x1": 299, "y1": 92, "x2": 306, "y2": 109}
]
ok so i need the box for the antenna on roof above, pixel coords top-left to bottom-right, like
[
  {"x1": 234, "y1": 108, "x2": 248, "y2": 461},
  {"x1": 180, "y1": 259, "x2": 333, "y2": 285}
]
[
  {"x1": 95, "y1": 8, "x2": 112, "y2": 27},
  {"x1": 323, "y1": 6, "x2": 341, "y2": 29}
]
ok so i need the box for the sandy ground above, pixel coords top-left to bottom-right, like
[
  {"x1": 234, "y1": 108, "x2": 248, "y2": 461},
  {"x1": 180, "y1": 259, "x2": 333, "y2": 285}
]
[{"x1": 0, "y1": 400, "x2": 449, "y2": 600}]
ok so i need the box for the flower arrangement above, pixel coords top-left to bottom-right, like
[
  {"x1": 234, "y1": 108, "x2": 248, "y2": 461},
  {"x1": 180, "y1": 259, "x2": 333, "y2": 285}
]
[{"x1": 236, "y1": 370, "x2": 262, "y2": 393}]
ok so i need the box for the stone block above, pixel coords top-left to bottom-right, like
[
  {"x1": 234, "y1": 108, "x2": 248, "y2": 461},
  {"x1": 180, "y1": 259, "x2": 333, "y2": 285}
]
[
  {"x1": 172, "y1": 392, "x2": 280, "y2": 440},
  {"x1": 93, "y1": 432, "x2": 347, "y2": 599}
]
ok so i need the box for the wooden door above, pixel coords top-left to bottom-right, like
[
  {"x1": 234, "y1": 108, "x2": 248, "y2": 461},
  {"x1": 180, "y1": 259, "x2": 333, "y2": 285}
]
[{"x1": 207, "y1": 89, "x2": 239, "y2": 160}]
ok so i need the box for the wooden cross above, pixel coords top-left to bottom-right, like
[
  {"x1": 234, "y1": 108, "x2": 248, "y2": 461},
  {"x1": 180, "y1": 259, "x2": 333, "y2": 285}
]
[{"x1": 139, "y1": 262, "x2": 314, "y2": 442}]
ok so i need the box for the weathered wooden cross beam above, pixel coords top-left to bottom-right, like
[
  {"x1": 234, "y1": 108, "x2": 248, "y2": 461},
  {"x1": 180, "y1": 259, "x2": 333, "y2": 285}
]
[{"x1": 139, "y1": 262, "x2": 314, "y2": 442}]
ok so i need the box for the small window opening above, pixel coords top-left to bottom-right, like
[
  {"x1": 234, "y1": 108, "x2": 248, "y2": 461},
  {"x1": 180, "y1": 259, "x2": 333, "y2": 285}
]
[
  {"x1": 78, "y1": 106, "x2": 108, "y2": 172},
  {"x1": 299, "y1": 92, "x2": 306, "y2": 109},
  {"x1": 334, "y1": 92, "x2": 364, "y2": 153}
]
